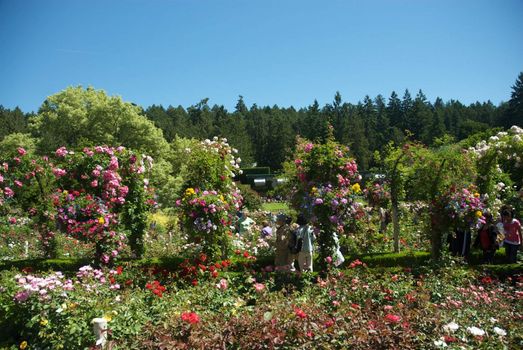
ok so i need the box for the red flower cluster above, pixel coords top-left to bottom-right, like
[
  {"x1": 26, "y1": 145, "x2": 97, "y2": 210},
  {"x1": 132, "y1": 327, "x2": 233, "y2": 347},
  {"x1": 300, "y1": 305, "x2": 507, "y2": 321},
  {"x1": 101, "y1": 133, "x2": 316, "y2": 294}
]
[
  {"x1": 348, "y1": 259, "x2": 366, "y2": 269},
  {"x1": 294, "y1": 307, "x2": 307, "y2": 319},
  {"x1": 181, "y1": 312, "x2": 200, "y2": 324},
  {"x1": 384, "y1": 314, "x2": 401, "y2": 323},
  {"x1": 146, "y1": 280, "x2": 167, "y2": 297},
  {"x1": 178, "y1": 254, "x2": 231, "y2": 284},
  {"x1": 234, "y1": 249, "x2": 256, "y2": 261},
  {"x1": 480, "y1": 276, "x2": 494, "y2": 285}
]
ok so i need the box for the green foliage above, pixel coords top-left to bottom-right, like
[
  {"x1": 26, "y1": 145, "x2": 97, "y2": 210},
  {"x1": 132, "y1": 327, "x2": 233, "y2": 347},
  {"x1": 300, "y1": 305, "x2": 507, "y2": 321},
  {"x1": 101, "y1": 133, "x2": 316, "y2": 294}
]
[
  {"x1": 237, "y1": 184, "x2": 262, "y2": 211},
  {"x1": 0, "y1": 106, "x2": 29, "y2": 141},
  {"x1": 0, "y1": 133, "x2": 36, "y2": 156},
  {"x1": 29, "y1": 86, "x2": 169, "y2": 159}
]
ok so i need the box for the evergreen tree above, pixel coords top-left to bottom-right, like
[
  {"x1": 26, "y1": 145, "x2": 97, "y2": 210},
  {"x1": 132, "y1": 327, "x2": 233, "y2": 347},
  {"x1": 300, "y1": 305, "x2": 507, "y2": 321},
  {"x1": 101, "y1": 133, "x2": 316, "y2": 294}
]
[
  {"x1": 400, "y1": 89, "x2": 413, "y2": 132},
  {"x1": 387, "y1": 91, "x2": 405, "y2": 144},
  {"x1": 429, "y1": 97, "x2": 447, "y2": 143},
  {"x1": 411, "y1": 89, "x2": 433, "y2": 144},
  {"x1": 346, "y1": 103, "x2": 371, "y2": 170},
  {"x1": 0, "y1": 106, "x2": 28, "y2": 140},
  {"x1": 145, "y1": 105, "x2": 177, "y2": 141},
  {"x1": 361, "y1": 95, "x2": 378, "y2": 152},
  {"x1": 375, "y1": 94, "x2": 390, "y2": 151},
  {"x1": 503, "y1": 72, "x2": 523, "y2": 127},
  {"x1": 187, "y1": 98, "x2": 214, "y2": 139},
  {"x1": 165, "y1": 105, "x2": 190, "y2": 137}
]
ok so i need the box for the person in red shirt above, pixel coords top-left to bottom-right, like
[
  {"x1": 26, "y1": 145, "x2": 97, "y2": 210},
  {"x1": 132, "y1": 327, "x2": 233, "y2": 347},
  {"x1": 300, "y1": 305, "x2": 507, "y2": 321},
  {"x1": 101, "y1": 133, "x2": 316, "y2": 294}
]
[
  {"x1": 474, "y1": 213, "x2": 498, "y2": 264},
  {"x1": 501, "y1": 206, "x2": 522, "y2": 263}
]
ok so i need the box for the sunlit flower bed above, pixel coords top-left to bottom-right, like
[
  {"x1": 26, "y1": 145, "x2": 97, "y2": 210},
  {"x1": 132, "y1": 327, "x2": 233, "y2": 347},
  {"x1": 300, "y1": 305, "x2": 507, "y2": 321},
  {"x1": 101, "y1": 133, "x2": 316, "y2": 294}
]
[{"x1": 1, "y1": 260, "x2": 521, "y2": 349}]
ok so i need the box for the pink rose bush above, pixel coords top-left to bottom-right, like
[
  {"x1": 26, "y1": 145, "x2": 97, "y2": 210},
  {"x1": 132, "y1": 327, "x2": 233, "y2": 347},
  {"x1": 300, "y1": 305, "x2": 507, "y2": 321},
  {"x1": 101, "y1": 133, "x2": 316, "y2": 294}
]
[
  {"x1": 51, "y1": 146, "x2": 154, "y2": 264},
  {"x1": 287, "y1": 135, "x2": 363, "y2": 266},
  {"x1": 0, "y1": 145, "x2": 154, "y2": 264}
]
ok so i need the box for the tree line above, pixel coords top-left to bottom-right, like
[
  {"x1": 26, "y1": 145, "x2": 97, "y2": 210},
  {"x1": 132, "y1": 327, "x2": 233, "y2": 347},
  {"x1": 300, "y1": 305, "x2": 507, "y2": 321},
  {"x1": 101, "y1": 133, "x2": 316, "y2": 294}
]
[{"x1": 1, "y1": 73, "x2": 522, "y2": 171}]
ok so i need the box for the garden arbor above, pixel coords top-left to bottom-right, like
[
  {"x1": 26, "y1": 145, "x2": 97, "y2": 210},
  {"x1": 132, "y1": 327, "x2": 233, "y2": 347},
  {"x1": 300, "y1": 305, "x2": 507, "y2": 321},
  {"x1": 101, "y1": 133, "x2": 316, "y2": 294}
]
[
  {"x1": 382, "y1": 141, "x2": 478, "y2": 259},
  {"x1": 176, "y1": 137, "x2": 243, "y2": 261},
  {"x1": 285, "y1": 134, "x2": 364, "y2": 269},
  {"x1": 0, "y1": 146, "x2": 154, "y2": 265}
]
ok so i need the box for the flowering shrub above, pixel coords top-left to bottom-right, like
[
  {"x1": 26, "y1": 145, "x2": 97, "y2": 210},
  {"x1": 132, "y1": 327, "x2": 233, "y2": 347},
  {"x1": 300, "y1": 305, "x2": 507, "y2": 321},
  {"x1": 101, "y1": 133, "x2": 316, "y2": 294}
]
[
  {"x1": 0, "y1": 145, "x2": 154, "y2": 264},
  {"x1": 1, "y1": 263, "x2": 521, "y2": 349},
  {"x1": 286, "y1": 135, "x2": 363, "y2": 266},
  {"x1": 0, "y1": 148, "x2": 57, "y2": 256},
  {"x1": 177, "y1": 253, "x2": 232, "y2": 285},
  {"x1": 365, "y1": 180, "x2": 391, "y2": 208},
  {"x1": 176, "y1": 137, "x2": 243, "y2": 260},
  {"x1": 468, "y1": 126, "x2": 523, "y2": 216},
  {"x1": 51, "y1": 146, "x2": 154, "y2": 264},
  {"x1": 438, "y1": 185, "x2": 487, "y2": 230}
]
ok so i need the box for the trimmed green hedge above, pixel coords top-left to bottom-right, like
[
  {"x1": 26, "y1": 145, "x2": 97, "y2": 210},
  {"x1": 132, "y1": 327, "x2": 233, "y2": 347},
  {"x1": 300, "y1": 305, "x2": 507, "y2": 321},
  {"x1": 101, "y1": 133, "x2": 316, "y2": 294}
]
[{"x1": 1, "y1": 251, "x2": 521, "y2": 278}]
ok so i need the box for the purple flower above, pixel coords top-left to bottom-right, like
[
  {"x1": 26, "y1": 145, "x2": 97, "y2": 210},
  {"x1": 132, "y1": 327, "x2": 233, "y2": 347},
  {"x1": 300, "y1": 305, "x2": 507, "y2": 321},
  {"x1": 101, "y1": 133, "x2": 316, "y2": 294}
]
[
  {"x1": 14, "y1": 290, "x2": 30, "y2": 302},
  {"x1": 314, "y1": 198, "x2": 324, "y2": 205}
]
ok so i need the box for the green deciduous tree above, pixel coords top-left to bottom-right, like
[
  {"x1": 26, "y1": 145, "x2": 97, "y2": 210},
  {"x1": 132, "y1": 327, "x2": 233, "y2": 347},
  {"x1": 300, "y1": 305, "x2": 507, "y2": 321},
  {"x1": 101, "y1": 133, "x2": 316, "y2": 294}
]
[{"x1": 30, "y1": 86, "x2": 169, "y2": 159}]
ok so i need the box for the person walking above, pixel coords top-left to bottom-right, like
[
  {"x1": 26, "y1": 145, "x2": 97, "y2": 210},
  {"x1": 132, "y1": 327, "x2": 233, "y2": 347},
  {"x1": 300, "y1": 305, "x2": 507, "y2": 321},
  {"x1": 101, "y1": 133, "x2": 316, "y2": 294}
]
[
  {"x1": 500, "y1": 206, "x2": 522, "y2": 263},
  {"x1": 296, "y1": 214, "x2": 315, "y2": 272},
  {"x1": 274, "y1": 214, "x2": 292, "y2": 270}
]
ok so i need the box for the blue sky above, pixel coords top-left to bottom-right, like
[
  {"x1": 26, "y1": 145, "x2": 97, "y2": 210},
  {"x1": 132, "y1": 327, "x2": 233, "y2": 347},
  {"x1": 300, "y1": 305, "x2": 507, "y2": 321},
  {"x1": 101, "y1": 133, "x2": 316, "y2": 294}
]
[{"x1": 1, "y1": 0, "x2": 522, "y2": 112}]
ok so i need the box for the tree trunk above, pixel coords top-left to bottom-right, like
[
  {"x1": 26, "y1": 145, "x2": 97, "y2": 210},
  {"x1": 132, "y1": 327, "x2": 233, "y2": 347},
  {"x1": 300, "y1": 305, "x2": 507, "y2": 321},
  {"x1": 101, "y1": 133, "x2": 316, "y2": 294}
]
[
  {"x1": 390, "y1": 153, "x2": 405, "y2": 253},
  {"x1": 392, "y1": 198, "x2": 400, "y2": 253},
  {"x1": 430, "y1": 159, "x2": 446, "y2": 261}
]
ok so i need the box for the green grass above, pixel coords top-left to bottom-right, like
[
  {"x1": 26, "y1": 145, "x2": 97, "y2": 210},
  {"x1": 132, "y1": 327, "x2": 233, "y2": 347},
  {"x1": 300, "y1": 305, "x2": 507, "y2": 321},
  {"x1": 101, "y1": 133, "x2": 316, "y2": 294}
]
[{"x1": 261, "y1": 202, "x2": 291, "y2": 213}]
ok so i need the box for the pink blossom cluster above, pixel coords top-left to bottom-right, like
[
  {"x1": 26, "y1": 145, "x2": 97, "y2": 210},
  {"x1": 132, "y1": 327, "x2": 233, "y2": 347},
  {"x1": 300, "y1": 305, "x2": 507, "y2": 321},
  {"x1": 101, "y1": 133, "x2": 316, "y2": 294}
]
[
  {"x1": 76, "y1": 265, "x2": 121, "y2": 291},
  {"x1": 13, "y1": 272, "x2": 74, "y2": 302}
]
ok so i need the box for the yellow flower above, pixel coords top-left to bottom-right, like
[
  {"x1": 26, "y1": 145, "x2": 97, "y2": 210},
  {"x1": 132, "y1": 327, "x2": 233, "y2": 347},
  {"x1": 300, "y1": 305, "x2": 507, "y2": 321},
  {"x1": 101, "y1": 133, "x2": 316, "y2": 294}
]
[
  {"x1": 475, "y1": 210, "x2": 483, "y2": 218},
  {"x1": 98, "y1": 217, "x2": 105, "y2": 225},
  {"x1": 311, "y1": 187, "x2": 318, "y2": 194},
  {"x1": 62, "y1": 190, "x2": 68, "y2": 196},
  {"x1": 219, "y1": 195, "x2": 225, "y2": 202},
  {"x1": 103, "y1": 313, "x2": 113, "y2": 322},
  {"x1": 40, "y1": 319, "x2": 48, "y2": 326},
  {"x1": 474, "y1": 192, "x2": 480, "y2": 198},
  {"x1": 20, "y1": 341, "x2": 28, "y2": 350},
  {"x1": 185, "y1": 188, "x2": 195, "y2": 197},
  {"x1": 351, "y1": 183, "x2": 361, "y2": 194}
]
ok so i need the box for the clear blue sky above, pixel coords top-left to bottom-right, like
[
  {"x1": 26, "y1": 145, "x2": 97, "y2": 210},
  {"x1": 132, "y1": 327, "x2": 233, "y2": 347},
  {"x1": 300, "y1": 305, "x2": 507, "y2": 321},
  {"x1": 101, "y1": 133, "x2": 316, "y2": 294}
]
[{"x1": 1, "y1": 0, "x2": 522, "y2": 112}]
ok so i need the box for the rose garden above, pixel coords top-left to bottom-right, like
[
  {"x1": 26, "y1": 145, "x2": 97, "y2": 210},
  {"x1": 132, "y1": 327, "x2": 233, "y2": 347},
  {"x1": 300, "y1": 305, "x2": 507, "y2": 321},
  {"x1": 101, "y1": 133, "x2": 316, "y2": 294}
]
[{"x1": 0, "y1": 88, "x2": 522, "y2": 349}]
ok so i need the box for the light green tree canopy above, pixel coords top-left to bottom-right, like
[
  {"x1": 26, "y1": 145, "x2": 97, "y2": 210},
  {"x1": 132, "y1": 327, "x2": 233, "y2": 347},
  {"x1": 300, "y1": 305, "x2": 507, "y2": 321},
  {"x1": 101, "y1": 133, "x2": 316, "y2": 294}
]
[
  {"x1": 30, "y1": 86, "x2": 169, "y2": 159},
  {"x1": 0, "y1": 133, "x2": 37, "y2": 156}
]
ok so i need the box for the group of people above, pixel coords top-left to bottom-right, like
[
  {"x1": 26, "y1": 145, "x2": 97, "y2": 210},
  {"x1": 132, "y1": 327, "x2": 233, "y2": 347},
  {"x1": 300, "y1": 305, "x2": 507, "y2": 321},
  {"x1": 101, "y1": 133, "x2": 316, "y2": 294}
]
[
  {"x1": 452, "y1": 205, "x2": 522, "y2": 264},
  {"x1": 273, "y1": 213, "x2": 316, "y2": 272},
  {"x1": 237, "y1": 203, "x2": 521, "y2": 271}
]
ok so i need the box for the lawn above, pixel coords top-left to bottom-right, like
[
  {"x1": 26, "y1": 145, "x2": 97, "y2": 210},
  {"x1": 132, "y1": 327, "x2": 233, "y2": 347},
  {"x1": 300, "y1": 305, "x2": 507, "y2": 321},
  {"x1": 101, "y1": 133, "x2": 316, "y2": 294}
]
[{"x1": 261, "y1": 201, "x2": 291, "y2": 213}]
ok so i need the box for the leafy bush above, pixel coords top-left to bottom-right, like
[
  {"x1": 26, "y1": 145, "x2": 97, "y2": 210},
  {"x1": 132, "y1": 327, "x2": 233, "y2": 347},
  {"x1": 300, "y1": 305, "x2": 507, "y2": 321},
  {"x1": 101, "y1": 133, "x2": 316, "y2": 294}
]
[{"x1": 237, "y1": 184, "x2": 262, "y2": 211}]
